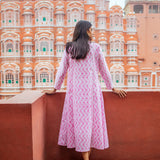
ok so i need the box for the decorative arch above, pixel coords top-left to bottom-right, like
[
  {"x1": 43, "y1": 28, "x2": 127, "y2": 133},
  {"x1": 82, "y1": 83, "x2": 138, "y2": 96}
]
[
  {"x1": 1, "y1": 2, "x2": 20, "y2": 27},
  {"x1": 110, "y1": 34, "x2": 124, "y2": 56},
  {"x1": 1, "y1": 32, "x2": 20, "y2": 57},
  {"x1": 35, "y1": 1, "x2": 54, "y2": 26},
  {"x1": 110, "y1": 64, "x2": 124, "y2": 87},
  {"x1": 35, "y1": 32, "x2": 54, "y2": 56},
  {"x1": 110, "y1": 5, "x2": 123, "y2": 31},
  {"x1": 67, "y1": 2, "x2": 84, "y2": 26},
  {"x1": 1, "y1": 63, "x2": 20, "y2": 88},
  {"x1": 34, "y1": 62, "x2": 54, "y2": 88},
  {"x1": 126, "y1": 12, "x2": 137, "y2": 32}
]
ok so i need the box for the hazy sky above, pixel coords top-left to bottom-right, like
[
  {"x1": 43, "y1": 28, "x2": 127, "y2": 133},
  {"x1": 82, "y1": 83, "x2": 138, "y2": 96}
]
[{"x1": 109, "y1": 0, "x2": 125, "y2": 9}]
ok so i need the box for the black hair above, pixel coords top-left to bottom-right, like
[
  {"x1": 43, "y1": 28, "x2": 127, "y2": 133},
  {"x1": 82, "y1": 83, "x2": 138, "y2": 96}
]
[{"x1": 66, "y1": 20, "x2": 92, "y2": 60}]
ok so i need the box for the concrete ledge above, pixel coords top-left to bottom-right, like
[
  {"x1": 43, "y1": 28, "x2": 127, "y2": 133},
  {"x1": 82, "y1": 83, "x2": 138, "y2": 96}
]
[
  {"x1": 0, "y1": 91, "x2": 46, "y2": 160},
  {"x1": 0, "y1": 90, "x2": 160, "y2": 160}
]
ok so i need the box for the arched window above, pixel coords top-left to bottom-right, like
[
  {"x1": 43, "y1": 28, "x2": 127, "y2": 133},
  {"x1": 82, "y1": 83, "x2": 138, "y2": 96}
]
[
  {"x1": 110, "y1": 15, "x2": 123, "y2": 30},
  {"x1": 67, "y1": 2, "x2": 84, "y2": 26},
  {"x1": 6, "y1": 43, "x2": 13, "y2": 52},
  {"x1": 87, "y1": 13, "x2": 95, "y2": 27},
  {"x1": 127, "y1": 44, "x2": 137, "y2": 56},
  {"x1": 56, "y1": 44, "x2": 64, "y2": 57},
  {"x1": 98, "y1": 0, "x2": 105, "y2": 10},
  {"x1": 6, "y1": 73, "x2": 14, "y2": 84},
  {"x1": 110, "y1": 35, "x2": 124, "y2": 56},
  {"x1": 35, "y1": 34, "x2": 54, "y2": 57},
  {"x1": 71, "y1": 9, "x2": 81, "y2": 25},
  {"x1": 2, "y1": 69, "x2": 19, "y2": 88},
  {"x1": 23, "y1": 45, "x2": 32, "y2": 57},
  {"x1": 40, "y1": 72, "x2": 49, "y2": 83},
  {"x1": 128, "y1": 75, "x2": 138, "y2": 87},
  {"x1": 100, "y1": 43, "x2": 107, "y2": 56},
  {"x1": 35, "y1": 64, "x2": 54, "y2": 88},
  {"x1": 24, "y1": 14, "x2": 32, "y2": 26},
  {"x1": 98, "y1": 16, "x2": 106, "y2": 29},
  {"x1": 35, "y1": 2, "x2": 54, "y2": 26},
  {"x1": 23, "y1": 76, "x2": 32, "y2": 88},
  {"x1": 115, "y1": 73, "x2": 120, "y2": 83},
  {"x1": 40, "y1": 41, "x2": 49, "y2": 52}
]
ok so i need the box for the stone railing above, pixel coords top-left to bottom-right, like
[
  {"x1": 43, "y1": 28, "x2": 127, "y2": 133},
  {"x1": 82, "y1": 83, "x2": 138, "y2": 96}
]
[{"x1": 0, "y1": 90, "x2": 160, "y2": 160}]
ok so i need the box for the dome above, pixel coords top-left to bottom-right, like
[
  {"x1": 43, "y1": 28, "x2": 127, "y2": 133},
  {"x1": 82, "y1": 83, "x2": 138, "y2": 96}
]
[
  {"x1": 127, "y1": 67, "x2": 137, "y2": 72},
  {"x1": 127, "y1": 12, "x2": 135, "y2": 17},
  {"x1": 128, "y1": 35, "x2": 137, "y2": 41},
  {"x1": 55, "y1": 2, "x2": 64, "y2": 12},
  {"x1": 23, "y1": 31, "x2": 33, "y2": 37},
  {"x1": 56, "y1": 30, "x2": 64, "y2": 36},
  {"x1": 23, "y1": 63, "x2": 32, "y2": 69},
  {"x1": 23, "y1": 38, "x2": 32, "y2": 42},
  {"x1": 110, "y1": 5, "x2": 123, "y2": 14}
]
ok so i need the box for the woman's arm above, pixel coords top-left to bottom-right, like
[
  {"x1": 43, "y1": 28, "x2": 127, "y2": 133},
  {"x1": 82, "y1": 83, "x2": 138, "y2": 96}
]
[
  {"x1": 53, "y1": 49, "x2": 69, "y2": 90},
  {"x1": 97, "y1": 44, "x2": 114, "y2": 90}
]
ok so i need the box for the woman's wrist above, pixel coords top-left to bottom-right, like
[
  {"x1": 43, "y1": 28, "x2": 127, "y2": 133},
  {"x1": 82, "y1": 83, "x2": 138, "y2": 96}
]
[{"x1": 53, "y1": 87, "x2": 57, "y2": 91}]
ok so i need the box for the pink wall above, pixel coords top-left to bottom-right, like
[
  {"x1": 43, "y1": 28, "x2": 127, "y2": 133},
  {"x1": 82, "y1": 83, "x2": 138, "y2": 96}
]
[{"x1": 0, "y1": 90, "x2": 160, "y2": 160}]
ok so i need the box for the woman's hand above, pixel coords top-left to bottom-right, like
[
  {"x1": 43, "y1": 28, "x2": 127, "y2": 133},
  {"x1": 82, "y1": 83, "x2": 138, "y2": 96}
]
[
  {"x1": 41, "y1": 88, "x2": 57, "y2": 94},
  {"x1": 112, "y1": 88, "x2": 127, "y2": 98}
]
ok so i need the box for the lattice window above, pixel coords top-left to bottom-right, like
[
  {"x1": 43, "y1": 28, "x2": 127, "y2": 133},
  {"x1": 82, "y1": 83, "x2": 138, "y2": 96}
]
[
  {"x1": 24, "y1": 15, "x2": 32, "y2": 26},
  {"x1": 87, "y1": 14, "x2": 95, "y2": 26},
  {"x1": 51, "y1": 72, "x2": 53, "y2": 83},
  {"x1": 115, "y1": 73, "x2": 120, "y2": 83},
  {"x1": 15, "y1": 73, "x2": 18, "y2": 84},
  {"x1": 100, "y1": 44, "x2": 107, "y2": 55},
  {"x1": 24, "y1": 45, "x2": 32, "y2": 55},
  {"x1": 2, "y1": 12, "x2": 5, "y2": 24},
  {"x1": 98, "y1": 17, "x2": 106, "y2": 29},
  {"x1": 6, "y1": 73, "x2": 14, "y2": 84},
  {"x1": 50, "y1": 9, "x2": 53, "y2": 22},
  {"x1": 15, "y1": 12, "x2": 19, "y2": 24},
  {"x1": 71, "y1": 9, "x2": 81, "y2": 26},
  {"x1": 24, "y1": 76, "x2": 32, "y2": 84},
  {"x1": 40, "y1": 72, "x2": 49, "y2": 83},
  {"x1": 98, "y1": 0, "x2": 105, "y2": 10},
  {"x1": 57, "y1": 45, "x2": 64, "y2": 57},
  {"x1": 40, "y1": 41, "x2": 49, "y2": 52},
  {"x1": 115, "y1": 41, "x2": 120, "y2": 53},
  {"x1": 40, "y1": 7, "x2": 50, "y2": 24},
  {"x1": 6, "y1": 43, "x2": 13, "y2": 52},
  {"x1": 6, "y1": 11, "x2": 13, "y2": 24},
  {"x1": 56, "y1": 14, "x2": 64, "y2": 26},
  {"x1": 50, "y1": 41, "x2": 53, "y2": 52},
  {"x1": 16, "y1": 42, "x2": 19, "y2": 53},
  {"x1": 36, "y1": 72, "x2": 38, "y2": 83},
  {"x1": 1, "y1": 43, "x2": 4, "y2": 53}
]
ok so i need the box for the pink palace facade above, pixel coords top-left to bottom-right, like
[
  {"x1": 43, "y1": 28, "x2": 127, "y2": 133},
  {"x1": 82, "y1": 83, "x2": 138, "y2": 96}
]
[{"x1": 0, "y1": 0, "x2": 159, "y2": 99}]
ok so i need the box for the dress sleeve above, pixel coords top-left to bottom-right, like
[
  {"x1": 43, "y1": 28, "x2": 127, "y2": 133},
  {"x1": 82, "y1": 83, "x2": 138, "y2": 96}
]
[
  {"x1": 97, "y1": 44, "x2": 114, "y2": 90},
  {"x1": 53, "y1": 49, "x2": 69, "y2": 90}
]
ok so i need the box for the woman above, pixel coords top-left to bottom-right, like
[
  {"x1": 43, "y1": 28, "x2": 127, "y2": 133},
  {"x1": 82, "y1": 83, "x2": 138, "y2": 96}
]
[{"x1": 42, "y1": 20, "x2": 127, "y2": 160}]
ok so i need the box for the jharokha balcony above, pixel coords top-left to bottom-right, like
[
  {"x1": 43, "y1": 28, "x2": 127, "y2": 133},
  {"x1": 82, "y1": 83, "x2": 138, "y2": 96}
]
[{"x1": 0, "y1": 89, "x2": 160, "y2": 160}]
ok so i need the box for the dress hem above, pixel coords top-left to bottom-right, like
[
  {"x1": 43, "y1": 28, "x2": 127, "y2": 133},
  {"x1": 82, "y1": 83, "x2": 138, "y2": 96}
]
[{"x1": 58, "y1": 142, "x2": 109, "y2": 152}]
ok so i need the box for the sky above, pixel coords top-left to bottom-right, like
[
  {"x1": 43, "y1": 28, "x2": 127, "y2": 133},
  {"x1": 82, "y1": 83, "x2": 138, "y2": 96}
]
[{"x1": 109, "y1": 0, "x2": 125, "y2": 9}]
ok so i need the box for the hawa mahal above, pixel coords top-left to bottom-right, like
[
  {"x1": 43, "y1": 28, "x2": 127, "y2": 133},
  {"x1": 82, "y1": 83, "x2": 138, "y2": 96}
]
[{"x1": 0, "y1": 0, "x2": 160, "y2": 99}]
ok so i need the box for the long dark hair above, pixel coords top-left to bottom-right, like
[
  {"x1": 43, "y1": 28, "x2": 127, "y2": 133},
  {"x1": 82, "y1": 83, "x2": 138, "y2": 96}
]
[{"x1": 66, "y1": 20, "x2": 92, "y2": 60}]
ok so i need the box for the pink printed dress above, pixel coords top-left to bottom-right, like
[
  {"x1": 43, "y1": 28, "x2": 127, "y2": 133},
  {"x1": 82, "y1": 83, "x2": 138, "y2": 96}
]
[{"x1": 54, "y1": 42, "x2": 114, "y2": 152}]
